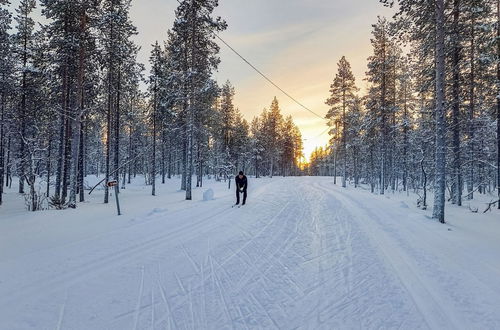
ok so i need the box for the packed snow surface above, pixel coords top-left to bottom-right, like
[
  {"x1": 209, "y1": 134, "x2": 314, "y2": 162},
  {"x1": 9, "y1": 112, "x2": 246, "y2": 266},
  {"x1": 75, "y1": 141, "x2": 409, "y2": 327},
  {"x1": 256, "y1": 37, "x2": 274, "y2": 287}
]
[{"x1": 1, "y1": 177, "x2": 499, "y2": 329}]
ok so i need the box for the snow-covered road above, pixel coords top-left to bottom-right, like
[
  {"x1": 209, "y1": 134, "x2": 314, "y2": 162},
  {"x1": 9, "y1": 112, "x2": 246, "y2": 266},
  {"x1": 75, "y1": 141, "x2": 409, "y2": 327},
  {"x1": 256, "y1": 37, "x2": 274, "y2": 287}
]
[{"x1": 1, "y1": 177, "x2": 499, "y2": 329}]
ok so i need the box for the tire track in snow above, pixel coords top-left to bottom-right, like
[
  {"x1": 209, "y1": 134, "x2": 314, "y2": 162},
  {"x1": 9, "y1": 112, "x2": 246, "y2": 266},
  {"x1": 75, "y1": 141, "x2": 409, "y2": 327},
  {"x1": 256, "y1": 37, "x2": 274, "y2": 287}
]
[
  {"x1": 181, "y1": 244, "x2": 200, "y2": 274},
  {"x1": 156, "y1": 264, "x2": 177, "y2": 330},
  {"x1": 150, "y1": 283, "x2": 155, "y2": 330},
  {"x1": 290, "y1": 182, "x2": 352, "y2": 327},
  {"x1": 132, "y1": 266, "x2": 145, "y2": 330},
  {"x1": 210, "y1": 257, "x2": 250, "y2": 330},
  {"x1": 0, "y1": 205, "x2": 240, "y2": 309},
  {"x1": 249, "y1": 293, "x2": 280, "y2": 330},
  {"x1": 209, "y1": 255, "x2": 235, "y2": 329},
  {"x1": 319, "y1": 179, "x2": 500, "y2": 328},
  {"x1": 0, "y1": 196, "x2": 232, "y2": 265},
  {"x1": 315, "y1": 180, "x2": 454, "y2": 330},
  {"x1": 231, "y1": 206, "x2": 297, "y2": 294},
  {"x1": 152, "y1": 191, "x2": 299, "y2": 328},
  {"x1": 55, "y1": 291, "x2": 68, "y2": 330}
]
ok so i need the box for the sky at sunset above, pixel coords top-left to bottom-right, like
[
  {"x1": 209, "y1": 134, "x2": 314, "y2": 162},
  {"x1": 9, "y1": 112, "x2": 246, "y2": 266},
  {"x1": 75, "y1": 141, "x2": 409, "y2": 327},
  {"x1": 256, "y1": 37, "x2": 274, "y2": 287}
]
[{"x1": 10, "y1": 0, "x2": 396, "y2": 159}]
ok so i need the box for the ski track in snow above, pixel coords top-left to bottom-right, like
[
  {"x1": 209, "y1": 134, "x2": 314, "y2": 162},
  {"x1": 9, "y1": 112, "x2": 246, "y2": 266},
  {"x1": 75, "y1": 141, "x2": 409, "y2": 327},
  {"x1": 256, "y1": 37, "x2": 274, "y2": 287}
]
[{"x1": 0, "y1": 177, "x2": 499, "y2": 329}]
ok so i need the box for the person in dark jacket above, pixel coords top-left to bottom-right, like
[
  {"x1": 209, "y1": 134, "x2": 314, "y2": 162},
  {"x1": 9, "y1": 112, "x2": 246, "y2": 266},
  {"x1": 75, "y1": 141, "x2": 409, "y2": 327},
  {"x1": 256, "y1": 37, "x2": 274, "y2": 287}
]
[{"x1": 235, "y1": 171, "x2": 248, "y2": 205}]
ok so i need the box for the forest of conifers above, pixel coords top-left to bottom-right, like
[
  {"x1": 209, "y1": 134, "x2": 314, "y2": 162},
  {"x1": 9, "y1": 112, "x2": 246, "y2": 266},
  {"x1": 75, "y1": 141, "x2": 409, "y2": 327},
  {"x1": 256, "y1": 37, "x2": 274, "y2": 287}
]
[
  {"x1": 0, "y1": 0, "x2": 303, "y2": 211},
  {"x1": 0, "y1": 0, "x2": 499, "y2": 222},
  {"x1": 310, "y1": 0, "x2": 500, "y2": 220}
]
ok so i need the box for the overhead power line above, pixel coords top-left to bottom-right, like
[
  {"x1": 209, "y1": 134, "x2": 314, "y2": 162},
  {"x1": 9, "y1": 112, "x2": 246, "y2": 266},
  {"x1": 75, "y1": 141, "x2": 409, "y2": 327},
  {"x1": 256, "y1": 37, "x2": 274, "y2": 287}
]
[
  {"x1": 213, "y1": 33, "x2": 327, "y2": 121},
  {"x1": 173, "y1": 0, "x2": 327, "y2": 121},
  {"x1": 304, "y1": 126, "x2": 330, "y2": 141}
]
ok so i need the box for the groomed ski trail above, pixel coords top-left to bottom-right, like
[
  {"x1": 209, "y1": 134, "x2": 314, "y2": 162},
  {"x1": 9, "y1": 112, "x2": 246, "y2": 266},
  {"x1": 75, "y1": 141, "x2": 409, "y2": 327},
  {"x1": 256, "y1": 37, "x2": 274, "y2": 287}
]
[{"x1": 1, "y1": 177, "x2": 499, "y2": 329}]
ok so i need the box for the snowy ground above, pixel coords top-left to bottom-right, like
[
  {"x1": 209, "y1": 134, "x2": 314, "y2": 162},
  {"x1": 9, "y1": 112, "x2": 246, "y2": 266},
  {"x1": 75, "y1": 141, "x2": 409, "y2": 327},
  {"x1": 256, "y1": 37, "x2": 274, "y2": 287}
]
[{"x1": 1, "y1": 176, "x2": 499, "y2": 329}]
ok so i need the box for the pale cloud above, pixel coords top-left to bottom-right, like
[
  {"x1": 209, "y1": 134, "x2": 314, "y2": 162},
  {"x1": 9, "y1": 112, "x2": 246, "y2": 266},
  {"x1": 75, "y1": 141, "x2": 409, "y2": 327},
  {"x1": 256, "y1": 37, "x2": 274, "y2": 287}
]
[{"x1": 210, "y1": 0, "x2": 395, "y2": 159}]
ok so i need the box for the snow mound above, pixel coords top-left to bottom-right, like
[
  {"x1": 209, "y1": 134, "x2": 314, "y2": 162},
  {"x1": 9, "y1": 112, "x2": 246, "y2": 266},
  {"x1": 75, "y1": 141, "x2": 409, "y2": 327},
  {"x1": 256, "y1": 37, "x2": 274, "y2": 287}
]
[
  {"x1": 400, "y1": 201, "x2": 409, "y2": 209},
  {"x1": 147, "y1": 207, "x2": 168, "y2": 216},
  {"x1": 203, "y1": 188, "x2": 214, "y2": 201}
]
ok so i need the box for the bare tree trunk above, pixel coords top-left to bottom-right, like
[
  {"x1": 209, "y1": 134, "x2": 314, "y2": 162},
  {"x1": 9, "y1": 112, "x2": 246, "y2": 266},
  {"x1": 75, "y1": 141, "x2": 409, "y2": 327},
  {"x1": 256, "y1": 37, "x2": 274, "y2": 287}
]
[
  {"x1": 181, "y1": 128, "x2": 187, "y2": 191},
  {"x1": 104, "y1": 83, "x2": 111, "y2": 204},
  {"x1": 353, "y1": 146, "x2": 359, "y2": 188},
  {"x1": 152, "y1": 80, "x2": 157, "y2": 196},
  {"x1": 61, "y1": 115, "x2": 71, "y2": 204},
  {"x1": 161, "y1": 130, "x2": 166, "y2": 184},
  {"x1": 451, "y1": 0, "x2": 462, "y2": 206},
  {"x1": 421, "y1": 154, "x2": 428, "y2": 209},
  {"x1": 467, "y1": 10, "x2": 476, "y2": 200},
  {"x1": 380, "y1": 24, "x2": 387, "y2": 196},
  {"x1": 497, "y1": 0, "x2": 500, "y2": 208},
  {"x1": 69, "y1": 11, "x2": 87, "y2": 208},
  {"x1": 432, "y1": 0, "x2": 447, "y2": 223},
  {"x1": 402, "y1": 74, "x2": 409, "y2": 192},
  {"x1": 46, "y1": 136, "x2": 51, "y2": 198},
  {"x1": 342, "y1": 89, "x2": 347, "y2": 188},
  {"x1": 114, "y1": 62, "x2": 121, "y2": 193},
  {"x1": 104, "y1": 1, "x2": 115, "y2": 204},
  {"x1": 28, "y1": 156, "x2": 36, "y2": 211},
  {"x1": 270, "y1": 158, "x2": 274, "y2": 178},
  {"x1": 391, "y1": 66, "x2": 397, "y2": 193},
  {"x1": 69, "y1": 118, "x2": 81, "y2": 208},
  {"x1": 196, "y1": 142, "x2": 200, "y2": 187},
  {"x1": 18, "y1": 20, "x2": 29, "y2": 195},
  {"x1": 0, "y1": 91, "x2": 4, "y2": 204},
  {"x1": 6, "y1": 135, "x2": 11, "y2": 188},
  {"x1": 78, "y1": 121, "x2": 85, "y2": 202},
  {"x1": 128, "y1": 124, "x2": 132, "y2": 184},
  {"x1": 55, "y1": 111, "x2": 65, "y2": 199},
  {"x1": 333, "y1": 147, "x2": 337, "y2": 183},
  {"x1": 167, "y1": 135, "x2": 172, "y2": 179},
  {"x1": 186, "y1": 120, "x2": 193, "y2": 200}
]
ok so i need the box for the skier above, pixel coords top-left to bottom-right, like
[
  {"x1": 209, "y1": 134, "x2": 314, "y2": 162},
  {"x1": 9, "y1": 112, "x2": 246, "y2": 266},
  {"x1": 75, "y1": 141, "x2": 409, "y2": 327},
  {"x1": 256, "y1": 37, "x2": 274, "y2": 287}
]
[{"x1": 235, "y1": 171, "x2": 248, "y2": 206}]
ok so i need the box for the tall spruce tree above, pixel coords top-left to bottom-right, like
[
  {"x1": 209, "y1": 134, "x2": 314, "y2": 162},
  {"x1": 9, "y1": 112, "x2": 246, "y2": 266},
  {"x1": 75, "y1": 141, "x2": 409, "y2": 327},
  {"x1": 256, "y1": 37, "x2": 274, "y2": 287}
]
[
  {"x1": 168, "y1": 0, "x2": 226, "y2": 200},
  {"x1": 326, "y1": 56, "x2": 358, "y2": 188}
]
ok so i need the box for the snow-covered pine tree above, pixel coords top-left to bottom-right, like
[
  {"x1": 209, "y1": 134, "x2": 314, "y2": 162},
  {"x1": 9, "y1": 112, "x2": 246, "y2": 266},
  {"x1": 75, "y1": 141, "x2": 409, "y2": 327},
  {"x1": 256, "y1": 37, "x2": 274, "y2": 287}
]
[
  {"x1": 195, "y1": 79, "x2": 219, "y2": 187},
  {"x1": 98, "y1": 0, "x2": 139, "y2": 203},
  {"x1": 217, "y1": 80, "x2": 237, "y2": 176},
  {"x1": 326, "y1": 56, "x2": 359, "y2": 188},
  {"x1": 40, "y1": 0, "x2": 101, "y2": 208},
  {"x1": 432, "y1": 0, "x2": 447, "y2": 223},
  {"x1": 263, "y1": 97, "x2": 283, "y2": 178},
  {"x1": 345, "y1": 96, "x2": 363, "y2": 187},
  {"x1": 250, "y1": 117, "x2": 264, "y2": 178},
  {"x1": 365, "y1": 17, "x2": 398, "y2": 195},
  {"x1": 232, "y1": 110, "x2": 250, "y2": 173},
  {"x1": 168, "y1": 0, "x2": 226, "y2": 200},
  {"x1": 280, "y1": 115, "x2": 301, "y2": 177},
  {"x1": 149, "y1": 41, "x2": 162, "y2": 196},
  {"x1": 450, "y1": 0, "x2": 463, "y2": 206},
  {"x1": 382, "y1": 0, "x2": 448, "y2": 221},
  {"x1": 12, "y1": 0, "x2": 36, "y2": 195}
]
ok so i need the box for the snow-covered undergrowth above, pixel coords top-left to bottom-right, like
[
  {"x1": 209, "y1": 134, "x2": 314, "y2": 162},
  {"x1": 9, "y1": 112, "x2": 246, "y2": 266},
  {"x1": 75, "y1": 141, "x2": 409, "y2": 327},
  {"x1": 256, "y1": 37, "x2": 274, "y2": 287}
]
[{"x1": 0, "y1": 176, "x2": 499, "y2": 329}]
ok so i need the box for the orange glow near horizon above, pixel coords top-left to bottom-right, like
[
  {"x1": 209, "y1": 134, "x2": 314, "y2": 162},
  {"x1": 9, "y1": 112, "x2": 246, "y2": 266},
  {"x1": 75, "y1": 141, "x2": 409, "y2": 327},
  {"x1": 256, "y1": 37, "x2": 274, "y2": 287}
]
[
  {"x1": 210, "y1": 2, "x2": 390, "y2": 162},
  {"x1": 126, "y1": 1, "x2": 395, "y2": 162},
  {"x1": 8, "y1": 0, "x2": 395, "y2": 161},
  {"x1": 125, "y1": 1, "x2": 395, "y2": 163}
]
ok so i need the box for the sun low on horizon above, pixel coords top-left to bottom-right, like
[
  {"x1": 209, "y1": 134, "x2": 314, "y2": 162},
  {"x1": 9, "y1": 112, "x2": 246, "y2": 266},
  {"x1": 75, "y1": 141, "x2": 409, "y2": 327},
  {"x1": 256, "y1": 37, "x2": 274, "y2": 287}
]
[{"x1": 130, "y1": 0, "x2": 395, "y2": 160}]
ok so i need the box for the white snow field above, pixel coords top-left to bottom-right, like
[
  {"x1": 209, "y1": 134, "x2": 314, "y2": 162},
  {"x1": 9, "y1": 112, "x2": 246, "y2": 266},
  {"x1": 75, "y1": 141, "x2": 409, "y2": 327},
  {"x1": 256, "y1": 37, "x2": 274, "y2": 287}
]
[{"x1": 1, "y1": 176, "x2": 500, "y2": 330}]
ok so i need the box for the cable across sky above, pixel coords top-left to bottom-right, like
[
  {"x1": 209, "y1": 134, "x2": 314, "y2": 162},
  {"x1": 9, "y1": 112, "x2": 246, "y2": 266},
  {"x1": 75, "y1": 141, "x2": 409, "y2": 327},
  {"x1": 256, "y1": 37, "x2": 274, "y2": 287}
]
[{"x1": 213, "y1": 33, "x2": 327, "y2": 121}]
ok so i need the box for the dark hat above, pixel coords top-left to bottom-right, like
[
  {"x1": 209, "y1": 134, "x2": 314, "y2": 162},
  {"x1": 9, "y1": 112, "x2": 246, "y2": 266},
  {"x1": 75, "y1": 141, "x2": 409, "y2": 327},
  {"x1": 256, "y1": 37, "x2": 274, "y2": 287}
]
[{"x1": 239, "y1": 171, "x2": 244, "y2": 175}]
